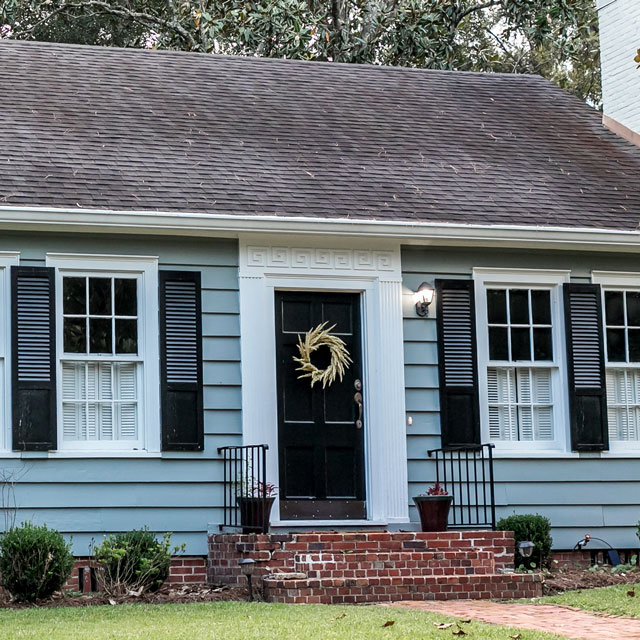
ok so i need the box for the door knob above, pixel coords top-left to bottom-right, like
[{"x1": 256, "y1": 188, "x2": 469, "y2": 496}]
[{"x1": 354, "y1": 379, "x2": 363, "y2": 429}]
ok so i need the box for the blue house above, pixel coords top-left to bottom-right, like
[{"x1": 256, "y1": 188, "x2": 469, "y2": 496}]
[{"x1": 0, "y1": 17, "x2": 639, "y2": 584}]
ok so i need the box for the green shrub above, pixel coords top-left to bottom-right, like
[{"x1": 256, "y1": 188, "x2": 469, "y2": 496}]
[
  {"x1": 0, "y1": 522, "x2": 73, "y2": 602},
  {"x1": 497, "y1": 513, "x2": 553, "y2": 570},
  {"x1": 93, "y1": 528, "x2": 183, "y2": 595}
]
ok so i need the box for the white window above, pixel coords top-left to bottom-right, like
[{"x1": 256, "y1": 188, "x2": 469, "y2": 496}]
[
  {"x1": 0, "y1": 253, "x2": 20, "y2": 452},
  {"x1": 474, "y1": 268, "x2": 570, "y2": 451},
  {"x1": 593, "y1": 272, "x2": 640, "y2": 449},
  {"x1": 47, "y1": 254, "x2": 159, "y2": 453}
]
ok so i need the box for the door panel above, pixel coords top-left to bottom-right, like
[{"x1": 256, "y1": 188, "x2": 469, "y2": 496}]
[{"x1": 275, "y1": 291, "x2": 365, "y2": 520}]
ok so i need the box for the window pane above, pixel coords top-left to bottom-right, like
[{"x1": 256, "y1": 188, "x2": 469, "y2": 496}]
[
  {"x1": 89, "y1": 318, "x2": 112, "y2": 354},
  {"x1": 531, "y1": 290, "x2": 551, "y2": 324},
  {"x1": 607, "y1": 328, "x2": 626, "y2": 362},
  {"x1": 511, "y1": 327, "x2": 531, "y2": 361},
  {"x1": 533, "y1": 328, "x2": 553, "y2": 361},
  {"x1": 115, "y1": 319, "x2": 138, "y2": 354},
  {"x1": 115, "y1": 279, "x2": 137, "y2": 316},
  {"x1": 534, "y1": 406, "x2": 553, "y2": 440},
  {"x1": 605, "y1": 291, "x2": 624, "y2": 326},
  {"x1": 62, "y1": 361, "x2": 139, "y2": 443},
  {"x1": 63, "y1": 318, "x2": 86, "y2": 353},
  {"x1": 509, "y1": 289, "x2": 529, "y2": 324},
  {"x1": 489, "y1": 327, "x2": 508, "y2": 361},
  {"x1": 517, "y1": 406, "x2": 534, "y2": 440},
  {"x1": 627, "y1": 292, "x2": 640, "y2": 327},
  {"x1": 89, "y1": 278, "x2": 112, "y2": 315},
  {"x1": 63, "y1": 277, "x2": 86, "y2": 315},
  {"x1": 487, "y1": 289, "x2": 507, "y2": 324},
  {"x1": 629, "y1": 330, "x2": 640, "y2": 362}
]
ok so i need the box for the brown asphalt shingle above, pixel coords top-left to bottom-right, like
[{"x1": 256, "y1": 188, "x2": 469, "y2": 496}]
[{"x1": 1, "y1": 39, "x2": 639, "y2": 230}]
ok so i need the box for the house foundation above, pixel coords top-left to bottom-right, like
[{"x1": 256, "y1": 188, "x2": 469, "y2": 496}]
[
  {"x1": 208, "y1": 530, "x2": 542, "y2": 603},
  {"x1": 64, "y1": 556, "x2": 208, "y2": 592}
]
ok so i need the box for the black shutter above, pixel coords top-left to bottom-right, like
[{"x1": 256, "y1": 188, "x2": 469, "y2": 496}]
[
  {"x1": 564, "y1": 283, "x2": 609, "y2": 451},
  {"x1": 435, "y1": 279, "x2": 481, "y2": 447},
  {"x1": 11, "y1": 266, "x2": 56, "y2": 451},
  {"x1": 160, "y1": 271, "x2": 203, "y2": 451}
]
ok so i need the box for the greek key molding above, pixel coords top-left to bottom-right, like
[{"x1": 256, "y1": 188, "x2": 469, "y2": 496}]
[{"x1": 245, "y1": 246, "x2": 397, "y2": 273}]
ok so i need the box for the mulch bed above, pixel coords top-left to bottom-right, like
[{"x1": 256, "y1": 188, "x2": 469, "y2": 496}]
[
  {"x1": 543, "y1": 566, "x2": 640, "y2": 595},
  {"x1": 0, "y1": 584, "x2": 248, "y2": 609},
  {"x1": 4, "y1": 567, "x2": 640, "y2": 608}
]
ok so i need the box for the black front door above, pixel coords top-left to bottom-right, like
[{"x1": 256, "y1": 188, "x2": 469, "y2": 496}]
[{"x1": 275, "y1": 291, "x2": 366, "y2": 520}]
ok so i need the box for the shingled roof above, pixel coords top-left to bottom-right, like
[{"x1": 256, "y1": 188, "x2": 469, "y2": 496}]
[{"x1": 1, "y1": 39, "x2": 639, "y2": 231}]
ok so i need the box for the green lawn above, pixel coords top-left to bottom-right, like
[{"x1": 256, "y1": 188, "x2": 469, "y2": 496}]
[
  {"x1": 538, "y1": 584, "x2": 640, "y2": 618},
  {"x1": 0, "y1": 601, "x2": 565, "y2": 640}
]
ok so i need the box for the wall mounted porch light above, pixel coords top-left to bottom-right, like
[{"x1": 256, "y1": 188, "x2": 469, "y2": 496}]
[{"x1": 414, "y1": 282, "x2": 435, "y2": 317}]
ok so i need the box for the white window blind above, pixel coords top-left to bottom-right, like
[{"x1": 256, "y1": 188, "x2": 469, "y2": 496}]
[
  {"x1": 488, "y1": 366, "x2": 553, "y2": 441},
  {"x1": 62, "y1": 361, "x2": 138, "y2": 441},
  {"x1": 606, "y1": 368, "x2": 640, "y2": 442}
]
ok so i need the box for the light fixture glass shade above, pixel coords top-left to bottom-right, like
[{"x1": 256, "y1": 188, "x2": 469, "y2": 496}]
[
  {"x1": 414, "y1": 282, "x2": 435, "y2": 317},
  {"x1": 517, "y1": 541, "x2": 535, "y2": 558},
  {"x1": 413, "y1": 282, "x2": 435, "y2": 305},
  {"x1": 240, "y1": 558, "x2": 256, "y2": 576}
]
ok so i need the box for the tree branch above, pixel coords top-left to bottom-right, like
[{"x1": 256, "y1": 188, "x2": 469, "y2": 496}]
[
  {"x1": 34, "y1": 0, "x2": 198, "y2": 49},
  {"x1": 9, "y1": 5, "x2": 74, "y2": 37},
  {"x1": 455, "y1": 0, "x2": 501, "y2": 26}
]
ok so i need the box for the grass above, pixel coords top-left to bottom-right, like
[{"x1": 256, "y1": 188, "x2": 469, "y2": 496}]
[
  {"x1": 538, "y1": 584, "x2": 640, "y2": 618},
  {"x1": 0, "y1": 600, "x2": 566, "y2": 640}
]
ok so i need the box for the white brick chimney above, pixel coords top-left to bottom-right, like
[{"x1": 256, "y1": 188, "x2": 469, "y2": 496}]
[{"x1": 597, "y1": 0, "x2": 640, "y2": 137}]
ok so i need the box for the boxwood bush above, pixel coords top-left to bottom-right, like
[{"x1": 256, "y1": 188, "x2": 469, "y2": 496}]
[
  {"x1": 0, "y1": 522, "x2": 73, "y2": 602},
  {"x1": 497, "y1": 513, "x2": 553, "y2": 570},
  {"x1": 93, "y1": 528, "x2": 183, "y2": 595}
]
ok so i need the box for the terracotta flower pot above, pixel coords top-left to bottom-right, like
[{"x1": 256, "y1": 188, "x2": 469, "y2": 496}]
[
  {"x1": 413, "y1": 495, "x2": 453, "y2": 532},
  {"x1": 236, "y1": 497, "x2": 276, "y2": 533}
]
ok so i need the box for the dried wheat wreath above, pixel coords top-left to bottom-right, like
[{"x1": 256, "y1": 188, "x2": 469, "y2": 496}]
[{"x1": 293, "y1": 322, "x2": 352, "y2": 388}]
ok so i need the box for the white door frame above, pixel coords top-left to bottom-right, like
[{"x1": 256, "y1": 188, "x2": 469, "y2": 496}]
[{"x1": 238, "y1": 234, "x2": 409, "y2": 526}]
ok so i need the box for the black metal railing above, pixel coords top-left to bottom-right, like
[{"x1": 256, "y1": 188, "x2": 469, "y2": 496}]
[
  {"x1": 427, "y1": 443, "x2": 496, "y2": 530},
  {"x1": 218, "y1": 444, "x2": 270, "y2": 534}
]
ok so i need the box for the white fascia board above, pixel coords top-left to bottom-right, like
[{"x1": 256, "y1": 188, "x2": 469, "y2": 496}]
[{"x1": 2, "y1": 205, "x2": 640, "y2": 253}]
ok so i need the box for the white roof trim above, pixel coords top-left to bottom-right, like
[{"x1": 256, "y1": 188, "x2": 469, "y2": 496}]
[{"x1": 1, "y1": 204, "x2": 640, "y2": 253}]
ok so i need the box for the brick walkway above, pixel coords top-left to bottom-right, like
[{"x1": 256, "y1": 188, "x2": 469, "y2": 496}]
[{"x1": 392, "y1": 600, "x2": 640, "y2": 640}]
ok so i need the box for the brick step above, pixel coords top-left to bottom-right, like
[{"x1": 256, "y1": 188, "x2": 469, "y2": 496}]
[
  {"x1": 271, "y1": 531, "x2": 510, "y2": 556},
  {"x1": 208, "y1": 530, "x2": 516, "y2": 591},
  {"x1": 264, "y1": 572, "x2": 542, "y2": 605},
  {"x1": 294, "y1": 550, "x2": 495, "y2": 579}
]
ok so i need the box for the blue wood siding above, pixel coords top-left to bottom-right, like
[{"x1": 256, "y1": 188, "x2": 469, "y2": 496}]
[
  {"x1": 0, "y1": 232, "x2": 240, "y2": 555},
  {"x1": 403, "y1": 245, "x2": 640, "y2": 549}
]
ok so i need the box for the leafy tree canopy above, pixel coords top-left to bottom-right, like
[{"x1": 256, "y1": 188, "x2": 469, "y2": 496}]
[{"x1": 1, "y1": 0, "x2": 601, "y2": 105}]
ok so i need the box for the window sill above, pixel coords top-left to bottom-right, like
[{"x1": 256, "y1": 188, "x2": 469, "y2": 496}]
[
  {"x1": 0, "y1": 450, "x2": 163, "y2": 459},
  {"x1": 492, "y1": 450, "x2": 640, "y2": 459}
]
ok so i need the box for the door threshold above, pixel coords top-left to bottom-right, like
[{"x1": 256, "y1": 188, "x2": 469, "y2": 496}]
[{"x1": 270, "y1": 519, "x2": 388, "y2": 528}]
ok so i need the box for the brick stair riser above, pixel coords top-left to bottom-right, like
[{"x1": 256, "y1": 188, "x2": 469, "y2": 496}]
[
  {"x1": 296, "y1": 551, "x2": 494, "y2": 579},
  {"x1": 209, "y1": 532, "x2": 512, "y2": 567},
  {"x1": 264, "y1": 574, "x2": 542, "y2": 605}
]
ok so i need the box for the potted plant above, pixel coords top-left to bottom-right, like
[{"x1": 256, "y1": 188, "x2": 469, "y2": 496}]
[
  {"x1": 413, "y1": 483, "x2": 453, "y2": 532},
  {"x1": 237, "y1": 481, "x2": 277, "y2": 533}
]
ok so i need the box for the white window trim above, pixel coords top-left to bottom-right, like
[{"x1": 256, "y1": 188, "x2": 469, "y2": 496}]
[
  {"x1": 0, "y1": 253, "x2": 20, "y2": 453},
  {"x1": 473, "y1": 268, "x2": 571, "y2": 453},
  {"x1": 46, "y1": 253, "x2": 160, "y2": 455},
  {"x1": 592, "y1": 270, "x2": 640, "y2": 451}
]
